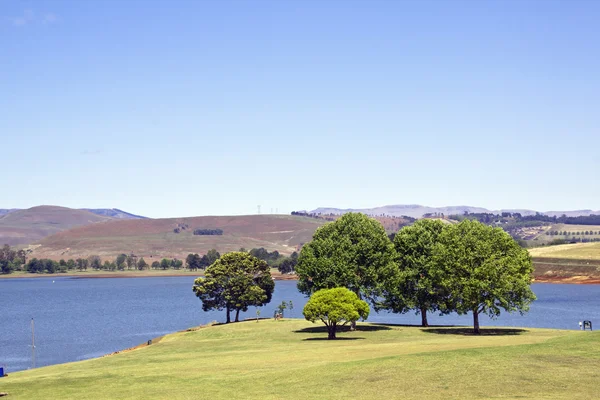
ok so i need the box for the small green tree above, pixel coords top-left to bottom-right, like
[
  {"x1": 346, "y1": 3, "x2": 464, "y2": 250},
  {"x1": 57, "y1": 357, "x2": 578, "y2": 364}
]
[
  {"x1": 186, "y1": 253, "x2": 201, "y2": 270},
  {"x1": 116, "y1": 253, "x2": 127, "y2": 269},
  {"x1": 137, "y1": 257, "x2": 148, "y2": 270},
  {"x1": 151, "y1": 261, "x2": 160, "y2": 270},
  {"x1": 193, "y1": 252, "x2": 274, "y2": 323},
  {"x1": 160, "y1": 258, "x2": 172, "y2": 270},
  {"x1": 434, "y1": 219, "x2": 536, "y2": 334},
  {"x1": 296, "y1": 213, "x2": 396, "y2": 330},
  {"x1": 276, "y1": 301, "x2": 287, "y2": 318},
  {"x1": 303, "y1": 288, "x2": 370, "y2": 340}
]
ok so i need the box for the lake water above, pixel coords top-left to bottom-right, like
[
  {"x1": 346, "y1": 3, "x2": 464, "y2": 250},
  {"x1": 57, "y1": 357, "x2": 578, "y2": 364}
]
[{"x1": 1, "y1": 277, "x2": 599, "y2": 373}]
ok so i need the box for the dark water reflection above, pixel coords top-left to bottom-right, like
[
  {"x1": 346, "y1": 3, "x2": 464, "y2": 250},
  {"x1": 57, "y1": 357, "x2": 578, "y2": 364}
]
[{"x1": 1, "y1": 277, "x2": 598, "y2": 373}]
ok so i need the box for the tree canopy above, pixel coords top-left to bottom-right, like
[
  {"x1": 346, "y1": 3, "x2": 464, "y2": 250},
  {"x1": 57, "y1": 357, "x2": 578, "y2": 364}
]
[
  {"x1": 379, "y1": 219, "x2": 451, "y2": 326},
  {"x1": 296, "y1": 213, "x2": 397, "y2": 306},
  {"x1": 434, "y1": 219, "x2": 536, "y2": 334},
  {"x1": 303, "y1": 287, "x2": 369, "y2": 339},
  {"x1": 192, "y1": 252, "x2": 275, "y2": 323}
]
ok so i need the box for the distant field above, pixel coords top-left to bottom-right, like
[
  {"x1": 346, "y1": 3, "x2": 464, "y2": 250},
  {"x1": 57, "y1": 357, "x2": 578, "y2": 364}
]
[
  {"x1": 531, "y1": 223, "x2": 600, "y2": 245},
  {"x1": 28, "y1": 215, "x2": 325, "y2": 261},
  {"x1": 2, "y1": 319, "x2": 598, "y2": 399},
  {"x1": 529, "y1": 242, "x2": 600, "y2": 260}
]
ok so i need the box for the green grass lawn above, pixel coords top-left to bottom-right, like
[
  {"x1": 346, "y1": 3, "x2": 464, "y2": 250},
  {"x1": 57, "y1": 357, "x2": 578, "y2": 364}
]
[{"x1": 2, "y1": 320, "x2": 599, "y2": 399}]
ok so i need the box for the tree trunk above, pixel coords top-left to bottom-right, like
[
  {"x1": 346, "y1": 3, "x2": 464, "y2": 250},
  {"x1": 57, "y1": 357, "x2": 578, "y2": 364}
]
[
  {"x1": 473, "y1": 308, "x2": 480, "y2": 334},
  {"x1": 226, "y1": 307, "x2": 231, "y2": 324},
  {"x1": 328, "y1": 324, "x2": 336, "y2": 340},
  {"x1": 350, "y1": 320, "x2": 356, "y2": 331},
  {"x1": 420, "y1": 307, "x2": 429, "y2": 327},
  {"x1": 235, "y1": 309, "x2": 240, "y2": 322}
]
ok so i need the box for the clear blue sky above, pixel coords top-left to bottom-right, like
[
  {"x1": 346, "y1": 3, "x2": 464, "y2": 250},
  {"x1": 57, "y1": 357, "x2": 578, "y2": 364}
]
[{"x1": 1, "y1": 0, "x2": 598, "y2": 218}]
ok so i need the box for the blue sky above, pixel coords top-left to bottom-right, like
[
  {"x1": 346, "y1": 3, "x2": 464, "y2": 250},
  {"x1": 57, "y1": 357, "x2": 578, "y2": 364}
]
[{"x1": 1, "y1": 0, "x2": 598, "y2": 218}]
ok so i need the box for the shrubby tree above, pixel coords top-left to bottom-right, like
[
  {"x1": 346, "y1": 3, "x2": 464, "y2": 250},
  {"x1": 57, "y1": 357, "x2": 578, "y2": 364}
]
[
  {"x1": 151, "y1": 261, "x2": 160, "y2": 270},
  {"x1": 379, "y1": 219, "x2": 451, "y2": 327},
  {"x1": 137, "y1": 257, "x2": 148, "y2": 270},
  {"x1": 160, "y1": 258, "x2": 172, "y2": 270},
  {"x1": 186, "y1": 253, "x2": 202, "y2": 270},
  {"x1": 193, "y1": 252, "x2": 274, "y2": 323},
  {"x1": 88, "y1": 255, "x2": 102, "y2": 270},
  {"x1": 116, "y1": 253, "x2": 127, "y2": 269},
  {"x1": 295, "y1": 213, "x2": 396, "y2": 329},
  {"x1": 172, "y1": 258, "x2": 183, "y2": 270},
  {"x1": 434, "y1": 219, "x2": 536, "y2": 334},
  {"x1": 303, "y1": 288, "x2": 369, "y2": 340}
]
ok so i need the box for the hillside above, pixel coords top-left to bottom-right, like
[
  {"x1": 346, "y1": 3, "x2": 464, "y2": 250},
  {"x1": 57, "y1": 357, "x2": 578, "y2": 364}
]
[
  {"x1": 310, "y1": 204, "x2": 600, "y2": 219},
  {"x1": 28, "y1": 215, "x2": 325, "y2": 260},
  {"x1": 0, "y1": 206, "x2": 113, "y2": 246},
  {"x1": 529, "y1": 242, "x2": 600, "y2": 260},
  {"x1": 2, "y1": 320, "x2": 598, "y2": 399},
  {"x1": 82, "y1": 208, "x2": 147, "y2": 219}
]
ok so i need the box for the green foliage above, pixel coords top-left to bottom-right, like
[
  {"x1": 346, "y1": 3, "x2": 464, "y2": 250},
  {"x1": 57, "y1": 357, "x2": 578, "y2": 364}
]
[
  {"x1": 296, "y1": 213, "x2": 397, "y2": 304},
  {"x1": 186, "y1": 253, "x2": 202, "y2": 270},
  {"x1": 172, "y1": 258, "x2": 183, "y2": 270},
  {"x1": 303, "y1": 288, "x2": 369, "y2": 339},
  {"x1": 151, "y1": 261, "x2": 160, "y2": 270},
  {"x1": 116, "y1": 253, "x2": 127, "y2": 268},
  {"x1": 193, "y1": 252, "x2": 274, "y2": 323},
  {"x1": 198, "y1": 249, "x2": 221, "y2": 268},
  {"x1": 0, "y1": 244, "x2": 24, "y2": 274},
  {"x1": 379, "y1": 219, "x2": 451, "y2": 326},
  {"x1": 193, "y1": 228, "x2": 223, "y2": 236},
  {"x1": 160, "y1": 258, "x2": 172, "y2": 270},
  {"x1": 137, "y1": 257, "x2": 148, "y2": 270},
  {"x1": 88, "y1": 255, "x2": 102, "y2": 270},
  {"x1": 434, "y1": 219, "x2": 536, "y2": 333}
]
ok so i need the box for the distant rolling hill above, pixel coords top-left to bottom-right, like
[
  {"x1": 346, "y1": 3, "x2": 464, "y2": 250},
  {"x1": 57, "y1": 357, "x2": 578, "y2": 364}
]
[
  {"x1": 28, "y1": 215, "x2": 325, "y2": 261},
  {"x1": 0, "y1": 206, "x2": 113, "y2": 246},
  {"x1": 0, "y1": 207, "x2": 145, "y2": 219},
  {"x1": 310, "y1": 205, "x2": 600, "y2": 219},
  {"x1": 82, "y1": 208, "x2": 147, "y2": 219}
]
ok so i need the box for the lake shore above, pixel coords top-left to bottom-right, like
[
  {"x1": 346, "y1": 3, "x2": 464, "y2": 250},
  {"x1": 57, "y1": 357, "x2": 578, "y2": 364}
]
[
  {"x1": 0, "y1": 270, "x2": 299, "y2": 281},
  {"x1": 1, "y1": 270, "x2": 599, "y2": 283}
]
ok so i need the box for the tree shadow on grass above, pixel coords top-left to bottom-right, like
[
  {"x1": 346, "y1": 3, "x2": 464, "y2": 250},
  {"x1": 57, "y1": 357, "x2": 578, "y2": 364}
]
[
  {"x1": 302, "y1": 337, "x2": 365, "y2": 341},
  {"x1": 422, "y1": 327, "x2": 528, "y2": 336},
  {"x1": 293, "y1": 325, "x2": 392, "y2": 335},
  {"x1": 369, "y1": 323, "x2": 460, "y2": 329}
]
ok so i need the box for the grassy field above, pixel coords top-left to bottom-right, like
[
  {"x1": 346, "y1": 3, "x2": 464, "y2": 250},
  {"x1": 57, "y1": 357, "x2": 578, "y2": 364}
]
[
  {"x1": 2, "y1": 320, "x2": 599, "y2": 399},
  {"x1": 531, "y1": 224, "x2": 600, "y2": 245},
  {"x1": 529, "y1": 242, "x2": 600, "y2": 260}
]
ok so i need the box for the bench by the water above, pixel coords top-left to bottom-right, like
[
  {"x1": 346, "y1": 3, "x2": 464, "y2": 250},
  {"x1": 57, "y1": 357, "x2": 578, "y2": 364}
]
[{"x1": 579, "y1": 320, "x2": 593, "y2": 331}]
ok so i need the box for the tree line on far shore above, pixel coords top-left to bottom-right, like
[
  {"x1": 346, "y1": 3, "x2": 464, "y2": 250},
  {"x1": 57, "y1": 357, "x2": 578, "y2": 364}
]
[{"x1": 0, "y1": 245, "x2": 299, "y2": 275}]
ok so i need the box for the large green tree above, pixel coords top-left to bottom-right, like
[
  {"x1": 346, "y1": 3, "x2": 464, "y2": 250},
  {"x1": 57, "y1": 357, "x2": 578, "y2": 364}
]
[
  {"x1": 303, "y1": 287, "x2": 369, "y2": 340},
  {"x1": 296, "y1": 213, "x2": 396, "y2": 328},
  {"x1": 193, "y1": 252, "x2": 274, "y2": 323},
  {"x1": 380, "y1": 219, "x2": 451, "y2": 327},
  {"x1": 434, "y1": 219, "x2": 536, "y2": 334}
]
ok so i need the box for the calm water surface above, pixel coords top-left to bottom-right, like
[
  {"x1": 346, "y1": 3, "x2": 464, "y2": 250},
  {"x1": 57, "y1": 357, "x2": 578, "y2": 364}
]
[{"x1": 1, "y1": 277, "x2": 599, "y2": 373}]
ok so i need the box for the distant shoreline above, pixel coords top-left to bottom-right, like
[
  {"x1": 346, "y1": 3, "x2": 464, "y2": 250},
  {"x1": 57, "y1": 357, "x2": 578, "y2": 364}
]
[{"x1": 0, "y1": 271, "x2": 299, "y2": 281}]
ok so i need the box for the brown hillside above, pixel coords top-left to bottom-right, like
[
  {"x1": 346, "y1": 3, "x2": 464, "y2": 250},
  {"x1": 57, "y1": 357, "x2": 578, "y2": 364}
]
[
  {"x1": 0, "y1": 206, "x2": 112, "y2": 246},
  {"x1": 29, "y1": 215, "x2": 325, "y2": 261}
]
